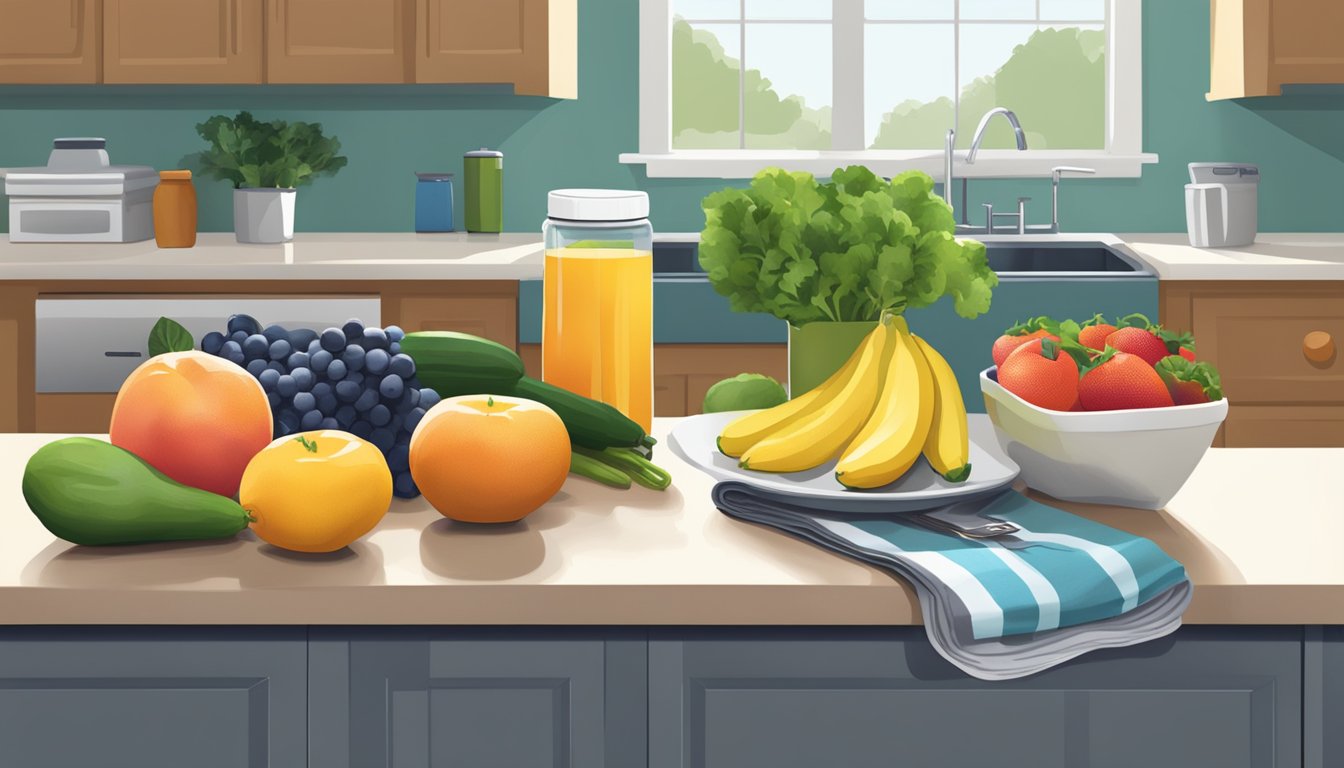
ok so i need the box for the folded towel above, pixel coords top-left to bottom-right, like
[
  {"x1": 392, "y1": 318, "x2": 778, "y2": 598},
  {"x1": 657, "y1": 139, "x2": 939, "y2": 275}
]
[{"x1": 712, "y1": 482, "x2": 1192, "y2": 680}]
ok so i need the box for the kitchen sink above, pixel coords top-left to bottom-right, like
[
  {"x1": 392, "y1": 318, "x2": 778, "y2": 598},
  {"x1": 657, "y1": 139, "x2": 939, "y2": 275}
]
[
  {"x1": 652, "y1": 236, "x2": 1153, "y2": 279},
  {"x1": 981, "y1": 240, "x2": 1152, "y2": 279}
]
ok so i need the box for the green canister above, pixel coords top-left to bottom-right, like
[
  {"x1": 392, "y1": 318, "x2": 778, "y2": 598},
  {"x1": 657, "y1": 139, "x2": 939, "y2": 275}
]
[{"x1": 464, "y1": 148, "x2": 503, "y2": 232}]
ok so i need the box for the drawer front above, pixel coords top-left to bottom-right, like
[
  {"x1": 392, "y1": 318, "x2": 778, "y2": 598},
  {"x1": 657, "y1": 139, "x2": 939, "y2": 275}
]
[
  {"x1": 1193, "y1": 294, "x2": 1343, "y2": 404},
  {"x1": 651, "y1": 627, "x2": 1302, "y2": 768},
  {"x1": 1223, "y1": 404, "x2": 1344, "y2": 447},
  {"x1": 0, "y1": 627, "x2": 306, "y2": 768},
  {"x1": 36, "y1": 296, "x2": 380, "y2": 393}
]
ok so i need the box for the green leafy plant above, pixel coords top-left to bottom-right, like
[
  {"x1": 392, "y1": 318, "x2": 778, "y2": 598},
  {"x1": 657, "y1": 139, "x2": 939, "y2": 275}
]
[
  {"x1": 147, "y1": 317, "x2": 193, "y2": 357},
  {"x1": 698, "y1": 166, "x2": 998, "y2": 325},
  {"x1": 194, "y1": 111, "x2": 347, "y2": 189}
]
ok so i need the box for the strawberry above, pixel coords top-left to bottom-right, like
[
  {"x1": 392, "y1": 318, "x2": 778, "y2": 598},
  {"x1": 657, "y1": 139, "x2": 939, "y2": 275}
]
[
  {"x1": 1078, "y1": 350, "x2": 1175, "y2": 410},
  {"x1": 1178, "y1": 347, "x2": 1196, "y2": 362},
  {"x1": 1103, "y1": 326, "x2": 1170, "y2": 367},
  {"x1": 998, "y1": 337, "x2": 1080, "y2": 411},
  {"x1": 1155, "y1": 355, "x2": 1224, "y2": 405},
  {"x1": 1077, "y1": 314, "x2": 1117, "y2": 351},
  {"x1": 992, "y1": 317, "x2": 1057, "y2": 368}
]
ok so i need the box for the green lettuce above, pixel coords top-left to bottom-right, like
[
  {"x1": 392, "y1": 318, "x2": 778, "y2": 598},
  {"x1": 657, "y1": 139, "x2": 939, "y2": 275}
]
[{"x1": 699, "y1": 166, "x2": 997, "y2": 324}]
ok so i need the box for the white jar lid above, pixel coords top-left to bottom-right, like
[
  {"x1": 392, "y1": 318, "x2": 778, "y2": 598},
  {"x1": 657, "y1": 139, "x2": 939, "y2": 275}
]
[{"x1": 548, "y1": 189, "x2": 649, "y2": 222}]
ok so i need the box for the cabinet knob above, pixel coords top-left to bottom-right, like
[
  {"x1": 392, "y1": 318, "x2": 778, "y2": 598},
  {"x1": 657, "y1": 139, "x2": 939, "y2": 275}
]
[{"x1": 1303, "y1": 331, "x2": 1335, "y2": 363}]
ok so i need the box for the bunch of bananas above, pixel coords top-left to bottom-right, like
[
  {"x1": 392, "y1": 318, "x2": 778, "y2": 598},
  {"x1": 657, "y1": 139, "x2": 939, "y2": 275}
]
[{"x1": 717, "y1": 314, "x2": 971, "y2": 490}]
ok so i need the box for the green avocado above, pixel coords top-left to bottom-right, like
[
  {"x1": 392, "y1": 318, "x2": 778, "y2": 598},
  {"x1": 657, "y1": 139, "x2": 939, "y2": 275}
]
[
  {"x1": 702, "y1": 373, "x2": 789, "y2": 414},
  {"x1": 22, "y1": 437, "x2": 251, "y2": 546}
]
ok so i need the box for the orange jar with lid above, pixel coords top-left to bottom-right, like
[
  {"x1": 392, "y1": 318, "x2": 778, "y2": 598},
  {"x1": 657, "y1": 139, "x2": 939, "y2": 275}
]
[{"x1": 153, "y1": 170, "x2": 197, "y2": 248}]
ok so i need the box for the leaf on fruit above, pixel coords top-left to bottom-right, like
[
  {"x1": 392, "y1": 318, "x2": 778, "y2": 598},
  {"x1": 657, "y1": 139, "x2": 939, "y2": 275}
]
[
  {"x1": 148, "y1": 317, "x2": 194, "y2": 356},
  {"x1": 1156, "y1": 356, "x2": 1224, "y2": 401},
  {"x1": 1114, "y1": 312, "x2": 1154, "y2": 330}
]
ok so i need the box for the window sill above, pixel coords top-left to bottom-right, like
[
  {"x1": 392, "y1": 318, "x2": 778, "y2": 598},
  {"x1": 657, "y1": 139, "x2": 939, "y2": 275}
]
[{"x1": 619, "y1": 150, "x2": 1159, "y2": 180}]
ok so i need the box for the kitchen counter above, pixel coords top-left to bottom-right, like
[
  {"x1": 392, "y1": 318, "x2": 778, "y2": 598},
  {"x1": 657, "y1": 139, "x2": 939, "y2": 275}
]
[
  {"x1": 0, "y1": 232, "x2": 544, "y2": 280},
  {"x1": 0, "y1": 416, "x2": 1340, "y2": 626},
  {"x1": 1118, "y1": 233, "x2": 1344, "y2": 280}
]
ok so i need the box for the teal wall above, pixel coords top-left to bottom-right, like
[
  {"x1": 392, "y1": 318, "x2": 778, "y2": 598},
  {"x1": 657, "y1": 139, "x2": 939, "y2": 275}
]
[{"x1": 1, "y1": 0, "x2": 1341, "y2": 234}]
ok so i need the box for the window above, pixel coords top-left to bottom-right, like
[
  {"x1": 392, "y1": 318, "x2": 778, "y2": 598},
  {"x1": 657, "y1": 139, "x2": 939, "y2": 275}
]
[{"x1": 622, "y1": 0, "x2": 1154, "y2": 179}]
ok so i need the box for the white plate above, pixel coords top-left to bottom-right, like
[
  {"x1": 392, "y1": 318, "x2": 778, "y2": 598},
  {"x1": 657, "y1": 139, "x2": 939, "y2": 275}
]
[{"x1": 667, "y1": 410, "x2": 1021, "y2": 514}]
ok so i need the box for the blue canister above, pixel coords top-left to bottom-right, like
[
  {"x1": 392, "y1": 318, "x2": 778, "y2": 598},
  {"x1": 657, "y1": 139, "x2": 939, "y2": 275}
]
[{"x1": 414, "y1": 172, "x2": 455, "y2": 232}]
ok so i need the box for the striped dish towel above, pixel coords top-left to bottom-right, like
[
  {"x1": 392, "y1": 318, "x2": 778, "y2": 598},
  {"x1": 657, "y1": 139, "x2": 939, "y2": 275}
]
[{"x1": 712, "y1": 483, "x2": 1192, "y2": 680}]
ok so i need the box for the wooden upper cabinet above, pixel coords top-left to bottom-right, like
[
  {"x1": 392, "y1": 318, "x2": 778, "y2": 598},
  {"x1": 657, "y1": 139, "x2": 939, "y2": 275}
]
[
  {"x1": 266, "y1": 0, "x2": 412, "y2": 83},
  {"x1": 415, "y1": 0, "x2": 576, "y2": 97},
  {"x1": 1208, "y1": 0, "x2": 1344, "y2": 99},
  {"x1": 103, "y1": 0, "x2": 263, "y2": 83},
  {"x1": 0, "y1": 0, "x2": 99, "y2": 83}
]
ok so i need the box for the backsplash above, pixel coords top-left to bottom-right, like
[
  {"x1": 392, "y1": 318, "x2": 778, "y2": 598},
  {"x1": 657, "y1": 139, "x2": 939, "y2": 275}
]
[{"x1": 2, "y1": 0, "x2": 1343, "y2": 235}]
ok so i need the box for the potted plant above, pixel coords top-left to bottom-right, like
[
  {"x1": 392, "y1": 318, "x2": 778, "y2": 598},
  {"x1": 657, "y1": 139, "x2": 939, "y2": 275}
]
[
  {"x1": 699, "y1": 166, "x2": 998, "y2": 395},
  {"x1": 194, "y1": 111, "x2": 347, "y2": 244}
]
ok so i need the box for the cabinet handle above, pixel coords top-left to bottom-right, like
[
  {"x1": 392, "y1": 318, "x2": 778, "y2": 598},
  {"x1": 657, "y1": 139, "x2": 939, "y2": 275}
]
[
  {"x1": 1303, "y1": 330, "x2": 1335, "y2": 364},
  {"x1": 231, "y1": 0, "x2": 239, "y2": 55}
]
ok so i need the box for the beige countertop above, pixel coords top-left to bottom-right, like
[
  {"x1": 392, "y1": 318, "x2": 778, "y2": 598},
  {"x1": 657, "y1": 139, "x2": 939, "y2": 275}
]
[
  {"x1": 1117, "y1": 233, "x2": 1344, "y2": 281},
  {"x1": 1, "y1": 416, "x2": 1341, "y2": 626},
  {"x1": 0, "y1": 233, "x2": 544, "y2": 281}
]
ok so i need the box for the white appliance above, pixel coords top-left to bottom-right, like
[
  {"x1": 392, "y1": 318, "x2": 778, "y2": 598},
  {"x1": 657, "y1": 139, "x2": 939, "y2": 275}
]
[
  {"x1": 1185, "y1": 162, "x2": 1259, "y2": 248},
  {"x1": 2, "y1": 138, "x2": 157, "y2": 243},
  {"x1": 35, "y1": 296, "x2": 381, "y2": 392}
]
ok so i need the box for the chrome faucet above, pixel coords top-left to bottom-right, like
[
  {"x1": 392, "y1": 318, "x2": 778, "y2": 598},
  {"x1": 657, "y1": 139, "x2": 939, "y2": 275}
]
[
  {"x1": 965, "y1": 107, "x2": 1028, "y2": 164},
  {"x1": 946, "y1": 108, "x2": 1030, "y2": 230}
]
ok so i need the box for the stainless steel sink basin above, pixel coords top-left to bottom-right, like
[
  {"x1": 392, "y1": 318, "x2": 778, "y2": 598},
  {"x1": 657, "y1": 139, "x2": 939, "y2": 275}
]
[
  {"x1": 651, "y1": 236, "x2": 1153, "y2": 279},
  {"x1": 982, "y1": 240, "x2": 1153, "y2": 279}
]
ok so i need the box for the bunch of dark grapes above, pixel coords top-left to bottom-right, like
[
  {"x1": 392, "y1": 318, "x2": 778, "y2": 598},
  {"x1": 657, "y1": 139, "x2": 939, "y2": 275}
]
[{"x1": 201, "y1": 314, "x2": 438, "y2": 499}]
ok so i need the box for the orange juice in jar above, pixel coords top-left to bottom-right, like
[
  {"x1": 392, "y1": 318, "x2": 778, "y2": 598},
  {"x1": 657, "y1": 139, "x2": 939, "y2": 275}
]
[{"x1": 542, "y1": 190, "x2": 653, "y2": 432}]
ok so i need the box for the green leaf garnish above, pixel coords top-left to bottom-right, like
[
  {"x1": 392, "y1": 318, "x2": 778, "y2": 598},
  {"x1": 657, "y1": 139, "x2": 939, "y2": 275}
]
[
  {"x1": 294, "y1": 435, "x2": 319, "y2": 453},
  {"x1": 148, "y1": 316, "x2": 194, "y2": 357},
  {"x1": 1155, "y1": 356, "x2": 1224, "y2": 400}
]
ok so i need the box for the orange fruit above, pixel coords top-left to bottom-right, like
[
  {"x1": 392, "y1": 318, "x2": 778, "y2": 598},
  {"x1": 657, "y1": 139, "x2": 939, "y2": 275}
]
[
  {"x1": 110, "y1": 350, "x2": 272, "y2": 498},
  {"x1": 409, "y1": 395, "x2": 570, "y2": 523},
  {"x1": 241, "y1": 431, "x2": 391, "y2": 553}
]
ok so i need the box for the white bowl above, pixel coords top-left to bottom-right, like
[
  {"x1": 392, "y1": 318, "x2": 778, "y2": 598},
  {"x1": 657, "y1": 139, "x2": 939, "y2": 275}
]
[{"x1": 980, "y1": 367, "x2": 1228, "y2": 509}]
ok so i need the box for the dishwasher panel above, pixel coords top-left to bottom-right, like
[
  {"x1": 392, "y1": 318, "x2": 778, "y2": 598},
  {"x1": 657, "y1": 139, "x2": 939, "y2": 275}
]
[{"x1": 36, "y1": 296, "x2": 381, "y2": 393}]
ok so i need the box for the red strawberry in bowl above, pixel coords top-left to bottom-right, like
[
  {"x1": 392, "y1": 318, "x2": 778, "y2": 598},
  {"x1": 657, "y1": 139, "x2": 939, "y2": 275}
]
[
  {"x1": 1103, "y1": 327, "x2": 1170, "y2": 367},
  {"x1": 1078, "y1": 314, "x2": 1117, "y2": 352},
  {"x1": 992, "y1": 317, "x2": 1058, "y2": 368},
  {"x1": 1155, "y1": 355, "x2": 1224, "y2": 405},
  {"x1": 1078, "y1": 350, "x2": 1175, "y2": 410},
  {"x1": 998, "y1": 337, "x2": 1080, "y2": 411}
]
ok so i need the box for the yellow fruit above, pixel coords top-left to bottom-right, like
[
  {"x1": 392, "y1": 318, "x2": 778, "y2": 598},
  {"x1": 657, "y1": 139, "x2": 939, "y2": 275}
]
[
  {"x1": 835, "y1": 321, "x2": 935, "y2": 489},
  {"x1": 716, "y1": 330, "x2": 872, "y2": 458},
  {"x1": 240, "y1": 430, "x2": 392, "y2": 553},
  {"x1": 912, "y1": 335, "x2": 971, "y2": 483},
  {"x1": 738, "y1": 318, "x2": 891, "y2": 473},
  {"x1": 410, "y1": 395, "x2": 571, "y2": 524}
]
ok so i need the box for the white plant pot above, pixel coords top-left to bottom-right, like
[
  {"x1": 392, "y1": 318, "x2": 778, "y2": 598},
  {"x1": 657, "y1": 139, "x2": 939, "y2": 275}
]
[{"x1": 233, "y1": 188, "x2": 296, "y2": 243}]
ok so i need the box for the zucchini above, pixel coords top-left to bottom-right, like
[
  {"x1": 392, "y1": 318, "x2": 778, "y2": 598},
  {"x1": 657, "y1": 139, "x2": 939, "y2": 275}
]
[
  {"x1": 569, "y1": 451, "x2": 632, "y2": 489},
  {"x1": 401, "y1": 331, "x2": 525, "y2": 397},
  {"x1": 576, "y1": 446, "x2": 672, "y2": 491},
  {"x1": 511, "y1": 376, "x2": 654, "y2": 450}
]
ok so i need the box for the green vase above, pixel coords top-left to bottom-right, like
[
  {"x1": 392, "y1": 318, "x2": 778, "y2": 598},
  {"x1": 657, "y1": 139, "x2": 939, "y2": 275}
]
[{"x1": 787, "y1": 320, "x2": 878, "y2": 398}]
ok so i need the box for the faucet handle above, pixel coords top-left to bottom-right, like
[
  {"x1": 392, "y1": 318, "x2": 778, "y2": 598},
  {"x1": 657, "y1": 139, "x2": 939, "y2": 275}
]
[{"x1": 1052, "y1": 166, "x2": 1096, "y2": 182}]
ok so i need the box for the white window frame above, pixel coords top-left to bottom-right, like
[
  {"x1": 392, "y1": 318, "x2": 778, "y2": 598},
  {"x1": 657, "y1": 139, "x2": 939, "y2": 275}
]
[{"x1": 620, "y1": 0, "x2": 1157, "y2": 179}]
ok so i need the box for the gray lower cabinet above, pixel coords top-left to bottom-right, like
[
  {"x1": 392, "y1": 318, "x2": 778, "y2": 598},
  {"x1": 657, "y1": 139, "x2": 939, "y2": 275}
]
[
  {"x1": 0, "y1": 627, "x2": 306, "y2": 768},
  {"x1": 1317, "y1": 626, "x2": 1344, "y2": 767},
  {"x1": 649, "y1": 627, "x2": 1303, "y2": 768},
  {"x1": 308, "y1": 628, "x2": 647, "y2": 768}
]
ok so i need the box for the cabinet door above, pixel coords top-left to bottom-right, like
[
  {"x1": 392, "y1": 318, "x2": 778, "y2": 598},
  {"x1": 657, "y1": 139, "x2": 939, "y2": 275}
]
[
  {"x1": 651, "y1": 627, "x2": 1302, "y2": 768},
  {"x1": 415, "y1": 0, "x2": 574, "y2": 97},
  {"x1": 267, "y1": 0, "x2": 411, "y2": 83},
  {"x1": 309, "y1": 628, "x2": 646, "y2": 768},
  {"x1": 0, "y1": 0, "x2": 99, "y2": 83},
  {"x1": 103, "y1": 0, "x2": 263, "y2": 83},
  {"x1": 0, "y1": 627, "x2": 307, "y2": 767}
]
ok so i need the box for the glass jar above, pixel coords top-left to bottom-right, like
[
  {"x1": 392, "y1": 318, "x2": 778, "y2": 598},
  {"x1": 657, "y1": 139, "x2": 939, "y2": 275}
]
[
  {"x1": 153, "y1": 169, "x2": 196, "y2": 248},
  {"x1": 414, "y1": 172, "x2": 455, "y2": 232},
  {"x1": 542, "y1": 189, "x2": 654, "y2": 432}
]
